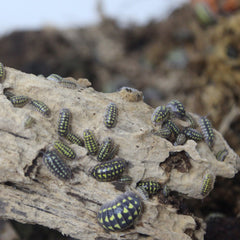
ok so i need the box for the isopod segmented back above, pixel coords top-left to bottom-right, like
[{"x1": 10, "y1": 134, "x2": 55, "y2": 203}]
[
  {"x1": 166, "y1": 99, "x2": 186, "y2": 118},
  {"x1": 151, "y1": 106, "x2": 170, "y2": 125},
  {"x1": 66, "y1": 132, "x2": 84, "y2": 146},
  {"x1": 53, "y1": 140, "x2": 76, "y2": 160},
  {"x1": 216, "y1": 149, "x2": 228, "y2": 162},
  {"x1": 30, "y1": 99, "x2": 51, "y2": 117},
  {"x1": 183, "y1": 128, "x2": 203, "y2": 142},
  {"x1": 201, "y1": 173, "x2": 214, "y2": 197},
  {"x1": 90, "y1": 158, "x2": 126, "y2": 182},
  {"x1": 163, "y1": 119, "x2": 180, "y2": 136},
  {"x1": 9, "y1": 95, "x2": 30, "y2": 108},
  {"x1": 136, "y1": 180, "x2": 161, "y2": 197},
  {"x1": 97, "y1": 191, "x2": 142, "y2": 231},
  {"x1": 46, "y1": 73, "x2": 63, "y2": 82},
  {"x1": 83, "y1": 129, "x2": 98, "y2": 155},
  {"x1": 42, "y1": 150, "x2": 72, "y2": 180},
  {"x1": 199, "y1": 116, "x2": 214, "y2": 148},
  {"x1": 58, "y1": 108, "x2": 71, "y2": 137},
  {"x1": 97, "y1": 137, "x2": 114, "y2": 162},
  {"x1": 104, "y1": 102, "x2": 118, "y2": 128}
]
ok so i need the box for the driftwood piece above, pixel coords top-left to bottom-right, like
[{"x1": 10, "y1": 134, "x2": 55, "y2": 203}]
[{"x1": 0, "y1": 67, "x2": 239, "y2": 239}]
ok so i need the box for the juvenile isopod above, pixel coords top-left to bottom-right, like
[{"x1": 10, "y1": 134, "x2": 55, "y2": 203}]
[
  {"x1": 104, "y1": 102, "x2": 118, "y2": 128},
  {"x1": 97, "y1": 137, "x2": 115, "y2": 162},
  {"x1": 66, "y1": 132, "x2": 84, "y2": 147},
  {"x1": 136, "y1": 180, "x2": 161, "y2": 197},
  {"x1": 58, "y1": 108, "x2": 71, "y2": 137},
  {"x1": 201, "y1": 173, "x2": 214, "y2": 197},
  {"x1": 162, "y1": 119, "x2": 180, "y2": 136},
  {"x1": 151, "y1": 106, "x2": 170, "y2": 125},
  {"x1": 166, "y1": 99, "x2": 186, "y2": 118},
  {"x1": 90, "y1": 158, "x2": 126, "y2": 182},
  {"x1": 9, "y1": 95, "x2": 30, "y2": 108},
  {"x1": 215, "y1": 149, "x2": 228, "y2": 162},
  {"x1": 30, "y1": 99, "x2": 51, "y2": 117},
  {"x1": 199, "y1": 116, "x2": 214, "y2": 148},
  {"x1": 59, "y1": 79, "x2": 77, "y2": 89},
  {"x1": 97, "y1": 191, "x2": 142, "y2": 231},
  {"x1": 83, "y1": 129, "x2": 98, "y2": 155},
  {"x1": 46, "y1": 73, "x2": 63, "y2": 82},
  {"x1": 53, "y1": 140, "x2": 76, "y2": 160},
  {"x1": 42, "y1": 150, "x2": 72, "y2": 180},
  {"x1": 183, "y1": 128, "x2": 203, "y2": 142}
]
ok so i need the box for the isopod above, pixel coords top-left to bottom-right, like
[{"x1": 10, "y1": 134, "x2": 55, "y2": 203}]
[
  {"x1": 104, "y1": 102, "x2": 118, "y2": 128},
  {"x1": 151, "y1": 106, "x2": 170, "y2": 125},
  {"x1": 58, "y1": 108, "x2": 71, "y2": 137},
  {"x1": 66, "y1": 132, "x2": 84, "y2": 146},
  {"x1": 201, "y1": 173, "x2": 214, "y2": 197},
  {"x1": 9, "y1": 95, "x2": 30, "y2": 108},
  {"x1": 53, "y1": 140, "x2": 76, "y2": 160},
  {"x1": 30, "y1": 99, "x2": 51, "y2": 117},
  {"x1": 136, "y1": 180, "x2": 161, "y2": 197},
  {"x1": 42, "y1": 150, "x2": 72, "y2": 180},
  {"x1": 199, "y1": 116, "x2": 214, "y2": 148},
  {"x1": 166, "y1": 99, "x2": 185, "y2": 118},
  {"x1": 83, "y1": 129, "x2": 98, "y2": 155},
  {"x1": 97, "y1": 137, "x2": 115, "y2": 162},
  {"x1": 90, "y1": 158, "x2": 126, "y2": 182},
  {"x1": 97, "y1": 191, "x2": 142, "y2": 231}
]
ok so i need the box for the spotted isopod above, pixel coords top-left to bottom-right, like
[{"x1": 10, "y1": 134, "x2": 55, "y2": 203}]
[
  {"x1": 30, "y1": 99, "x2": 51, "y2": 117},
  {"x1": 90, "y1": 158, "x2": 126, "y2": 182},
  {"x1": 104, "y1": 102, "x2": 118, "y2": 128},
  {"x1": 201, "y1": 173, "x2": 214, "y2": 197},
  {"x1": 9, "y1": 95, "x2": 30, "y2": 108},
  {"x1": 42, "y1": 150, "x2": 72, "y2": 180},
  {"x1": 53, "y1": 140, "x2": 76, "y2": 160},
  {"x1": 66, "y1": 132, "x2": 84, "y2": 146},
  {"x1": 83, "y1": 129, "x2": 98, "y2": 155},
  {"x1": 58, "y1": 108, "x2": 71, "y2": 137},
  {"x1": 136, "y1": 180, "x2": 161, "y2": 197},
  {"x1": 97, "y1": 191, "x2": 142, "y2": 231},
  {"x1": 97, "y1": 137, "x2": 115, "y2": 162},
  {"x1": 151, "y1": 106, "x2": 170, "y2": 125},
  {"x1": 166, "y1": 99, "x2": 186, "y2": 118},
  {"x1": 216, "y1": 149, "x2": 228, "y2": 162},
  {"x1": 183, "y1": 128, "x2": 203, "y2": 142},
  {"x1": 163, "y1": 119, "x2": 180, "y2": 136},
  {"x1": 0, "y1": 62, "x2": 6, "y2": 82},
  {"x1": 199, "y1": 116, "x2": 214, "y2": 148},
  {"x1": 59, "y1": 79, "x2": 77, "y2": 89},
  {"x1": 46, "y1": 73, "x2": 63, "y2": 82}
]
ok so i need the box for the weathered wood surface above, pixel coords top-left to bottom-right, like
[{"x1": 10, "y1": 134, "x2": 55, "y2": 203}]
[{"x1": 0, "y1": 67, "x2": 239, "y2": 239}]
